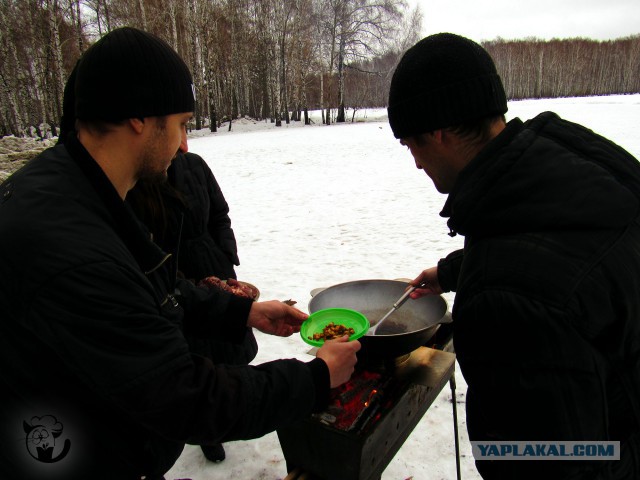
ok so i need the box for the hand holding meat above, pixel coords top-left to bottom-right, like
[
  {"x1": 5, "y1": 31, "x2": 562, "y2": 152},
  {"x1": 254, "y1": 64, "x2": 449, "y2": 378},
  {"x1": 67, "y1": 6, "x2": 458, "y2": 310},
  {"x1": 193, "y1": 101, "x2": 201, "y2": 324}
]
[
  {"x1": 247, "y1": 301, "x2": 308, "y2": 337},
  {"x1": 316, "y1": 336, "x2": 361, "y2": 388},
  {"x1": 409, "y1": 267, "x2": 443, "y2": 299}
]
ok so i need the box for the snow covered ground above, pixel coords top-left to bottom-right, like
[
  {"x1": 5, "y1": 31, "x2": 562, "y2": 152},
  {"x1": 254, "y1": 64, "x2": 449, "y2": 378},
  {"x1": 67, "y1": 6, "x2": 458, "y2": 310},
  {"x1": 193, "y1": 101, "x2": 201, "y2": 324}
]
[{"x1": 166, "y1": 94, "x2": 640, "y2": 480}]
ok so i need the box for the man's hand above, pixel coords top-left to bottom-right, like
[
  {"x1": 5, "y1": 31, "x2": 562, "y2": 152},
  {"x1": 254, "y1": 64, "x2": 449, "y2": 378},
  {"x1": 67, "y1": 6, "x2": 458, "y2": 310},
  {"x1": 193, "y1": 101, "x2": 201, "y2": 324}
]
[
  {"x1": 247, "y1": 300, "x2": 308, "y2": 337},
  {"x1": 316, "y1": 336, "x2": 361, "y2": 388},
  {"x1": 409, "y1": 267, "x2": 443, "y2": 299}
]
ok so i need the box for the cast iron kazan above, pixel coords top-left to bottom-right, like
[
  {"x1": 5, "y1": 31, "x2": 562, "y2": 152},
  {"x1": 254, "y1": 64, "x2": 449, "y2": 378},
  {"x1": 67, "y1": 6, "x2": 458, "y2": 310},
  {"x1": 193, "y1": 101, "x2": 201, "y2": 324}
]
[{"x1": 308, "y1": 279, "x2": 451, "y2": 361}]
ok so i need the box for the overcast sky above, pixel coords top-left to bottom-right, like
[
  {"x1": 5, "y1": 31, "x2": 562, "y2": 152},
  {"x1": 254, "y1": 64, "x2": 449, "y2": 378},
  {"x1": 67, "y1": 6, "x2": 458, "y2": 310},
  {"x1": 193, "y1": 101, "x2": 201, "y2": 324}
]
[{"x1": 407, "y1": 0, "x2": 640, "y2": 43}]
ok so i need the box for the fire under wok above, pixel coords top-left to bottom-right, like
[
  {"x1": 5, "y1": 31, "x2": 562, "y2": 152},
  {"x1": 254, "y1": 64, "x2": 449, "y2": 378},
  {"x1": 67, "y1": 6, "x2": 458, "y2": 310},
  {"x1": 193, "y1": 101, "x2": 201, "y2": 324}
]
[{"x1": 308, "y1": 279, "x2": 451, "y2": 361}]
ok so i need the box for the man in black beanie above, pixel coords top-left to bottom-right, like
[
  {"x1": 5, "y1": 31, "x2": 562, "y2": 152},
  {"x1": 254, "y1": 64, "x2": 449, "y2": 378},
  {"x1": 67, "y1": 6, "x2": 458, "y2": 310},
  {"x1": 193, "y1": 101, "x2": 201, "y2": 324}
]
[
  {"x1": 389, "y1": 33, "x2": 640, "y2": 479},
  {"x1": 0, "y1": 27, "x2": 360, "y2": 480}
]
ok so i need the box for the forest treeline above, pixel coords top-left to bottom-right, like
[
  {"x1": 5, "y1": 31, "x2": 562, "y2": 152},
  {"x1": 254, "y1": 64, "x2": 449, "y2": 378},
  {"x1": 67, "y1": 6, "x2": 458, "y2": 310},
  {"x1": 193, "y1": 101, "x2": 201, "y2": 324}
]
[
  {"x1": 0, "y1": 0, "x2": 638, "y2": 139},
  {"x1": 486, "y1": 36, "x2": 640, "y2": 99}
]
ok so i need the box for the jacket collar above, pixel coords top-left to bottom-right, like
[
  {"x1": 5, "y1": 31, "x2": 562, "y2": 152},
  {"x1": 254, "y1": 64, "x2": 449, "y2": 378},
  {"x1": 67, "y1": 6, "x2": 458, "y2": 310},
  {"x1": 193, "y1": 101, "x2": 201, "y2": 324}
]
[
  {"x1": 439, "y1": 118, "x2": 524, "y2": 232},
  {"x1": 64, "y1": 133, "x2": 170, "y2": 274},
  {"x1": 440, "y1": 111, "x2": 640, "y2": 239}
]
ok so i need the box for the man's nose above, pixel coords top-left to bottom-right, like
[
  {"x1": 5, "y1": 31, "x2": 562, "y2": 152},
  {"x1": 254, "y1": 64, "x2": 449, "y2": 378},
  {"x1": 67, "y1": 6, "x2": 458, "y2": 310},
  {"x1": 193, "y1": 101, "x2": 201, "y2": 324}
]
[{"x1": 179, "y1": 130, "x2": 188, "y2": 153}]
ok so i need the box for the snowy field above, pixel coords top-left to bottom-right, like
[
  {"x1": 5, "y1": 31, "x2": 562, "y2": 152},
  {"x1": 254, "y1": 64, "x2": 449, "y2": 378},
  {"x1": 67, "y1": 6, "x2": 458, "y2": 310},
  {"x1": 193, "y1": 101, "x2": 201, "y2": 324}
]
[{"x1": 166, "y1": 94, "x2": 640, "y2": 480}]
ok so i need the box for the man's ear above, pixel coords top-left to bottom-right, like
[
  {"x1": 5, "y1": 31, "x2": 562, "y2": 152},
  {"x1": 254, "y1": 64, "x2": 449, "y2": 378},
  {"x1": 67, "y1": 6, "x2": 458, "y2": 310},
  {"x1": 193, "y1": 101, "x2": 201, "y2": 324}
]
[
  {"x1": 128, "y1": 117, "x2": 145, "y2": 134},
  {"x1": 431, "y1": 129, "x2": 444, "y2": 143}
]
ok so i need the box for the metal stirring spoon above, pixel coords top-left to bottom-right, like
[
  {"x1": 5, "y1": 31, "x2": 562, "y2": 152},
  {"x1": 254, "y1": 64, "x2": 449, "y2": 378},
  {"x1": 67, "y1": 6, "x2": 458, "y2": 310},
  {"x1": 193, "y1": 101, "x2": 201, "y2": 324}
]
[{"x1": 366, "y1": 281, "x2": 429, "y2": 336}]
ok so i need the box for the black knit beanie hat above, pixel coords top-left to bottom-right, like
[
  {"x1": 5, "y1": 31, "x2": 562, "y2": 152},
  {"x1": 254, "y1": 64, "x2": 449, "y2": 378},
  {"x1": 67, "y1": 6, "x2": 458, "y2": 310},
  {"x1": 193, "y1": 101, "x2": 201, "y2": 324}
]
[
  {"x1": 388, "y1": 33, "x2": 507, "y2": 139},
  {"x1": 74, "y1": 27, "x2": 194, "y2": 121}
]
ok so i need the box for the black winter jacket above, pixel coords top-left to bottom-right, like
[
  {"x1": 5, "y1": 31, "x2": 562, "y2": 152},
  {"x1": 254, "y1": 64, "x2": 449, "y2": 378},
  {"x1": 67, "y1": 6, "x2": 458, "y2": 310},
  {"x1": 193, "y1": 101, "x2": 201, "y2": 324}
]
[
  {"x1": 0, "y1": 136, "x2": 328, "y2": 480},
  {"x1": 171, "y1": 152, "x2": 240, "y2": 282},
  {"x1": 438, "y1": 112, "x2": 640, "y2": 479},
  {"x1": 128, "y1": 152, "x2": 258, "y2": 365},
  {"x1": 132, "y1": 152, "x2": 240, "y2": 282}
]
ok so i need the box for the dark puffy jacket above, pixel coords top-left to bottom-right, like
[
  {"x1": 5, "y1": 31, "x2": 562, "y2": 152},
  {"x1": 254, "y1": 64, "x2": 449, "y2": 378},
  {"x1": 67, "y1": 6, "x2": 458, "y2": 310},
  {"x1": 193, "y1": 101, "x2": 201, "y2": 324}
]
[
  {"x1": 134, "y1": 152, "x2": 240, "y2": 282},
  {"x1": 438, "y1": 112, "x2": 640, "y2": 479},
  {"x1": 0, "y1": 136, "x2": 328, "y2": 480},
  {"x1": 173, "y1": 152, "x2": 260, "y2": 364},
  {"x1": 130, "y1": 152, "x2": 258, "y2": 365},
  {"x1": 171, "y1": 152, "x2": 240, "y2": 282}
]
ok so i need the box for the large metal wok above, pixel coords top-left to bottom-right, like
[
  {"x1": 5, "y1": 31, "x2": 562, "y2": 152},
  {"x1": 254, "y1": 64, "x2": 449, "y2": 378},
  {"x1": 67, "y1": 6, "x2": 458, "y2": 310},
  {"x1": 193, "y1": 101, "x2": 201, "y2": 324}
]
[{"x1": 309, "y1": 279, "x2": 451, "y2": 361}]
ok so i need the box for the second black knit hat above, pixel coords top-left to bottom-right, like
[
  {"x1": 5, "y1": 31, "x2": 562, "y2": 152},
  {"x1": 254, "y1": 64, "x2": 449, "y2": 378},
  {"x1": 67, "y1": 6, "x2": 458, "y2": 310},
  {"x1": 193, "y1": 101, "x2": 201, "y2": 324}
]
[
  {"x1": 387, "y1": 33, "x2": 507, "y2": 139},
  {"x1": 75, "y1": 27, "x2": 195, "y2": 121}
]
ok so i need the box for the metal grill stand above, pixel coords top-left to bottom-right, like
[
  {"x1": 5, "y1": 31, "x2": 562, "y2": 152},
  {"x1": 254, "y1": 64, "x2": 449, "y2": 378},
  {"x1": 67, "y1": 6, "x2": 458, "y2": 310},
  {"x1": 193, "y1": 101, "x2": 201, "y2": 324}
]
[{"x1": 278, "y1": 347, "x2": 457, "y2": 480}]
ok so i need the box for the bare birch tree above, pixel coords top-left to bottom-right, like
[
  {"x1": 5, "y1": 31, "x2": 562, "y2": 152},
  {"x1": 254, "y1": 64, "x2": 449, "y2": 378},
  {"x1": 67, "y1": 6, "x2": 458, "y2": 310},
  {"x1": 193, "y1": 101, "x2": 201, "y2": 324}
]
[
  {"x1": 187, "y1": 0, "x2": 203, "y2": 129},
  {"x1": 44, "y1": 0, "x2": 66, "y2": 135},
  {"x1": 332, "y1": 0, "x2": 405, "y2": 122},
  {"x1": 0, "y1": 1, "x2": 24, "y2": 135},
  {"x1": 165, "y1": 0, "x2": 180, "y2": 50},
  {"x1": 66, "y1": 0, "x2": 84, "y2": 53},
  {"x1": 0, "y1": 0, "x2": 638, "y2": 138}
]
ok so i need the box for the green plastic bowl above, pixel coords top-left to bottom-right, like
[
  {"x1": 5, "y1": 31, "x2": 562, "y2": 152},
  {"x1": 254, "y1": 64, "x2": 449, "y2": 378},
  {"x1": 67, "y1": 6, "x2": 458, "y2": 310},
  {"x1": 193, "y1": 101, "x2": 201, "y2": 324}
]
[{"x1": 301, "y1": 308, "x2": 370, "y2": 347}]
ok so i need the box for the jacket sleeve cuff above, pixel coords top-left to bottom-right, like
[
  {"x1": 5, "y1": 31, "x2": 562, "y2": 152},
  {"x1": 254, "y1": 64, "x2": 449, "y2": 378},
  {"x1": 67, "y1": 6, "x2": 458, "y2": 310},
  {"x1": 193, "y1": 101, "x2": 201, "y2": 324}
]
[
  {"x1": 221, "y1": 294, "x2": 254, "y2": 342},
  {"x1": 437, "y1": 248, "x2": 464, "y2": 293},
  {"x1": 177, "y1": 278, "x2": 253, "y2": 342},
  {"x1": 307, "y1": 357, "x2": 330, "y2": 412}
]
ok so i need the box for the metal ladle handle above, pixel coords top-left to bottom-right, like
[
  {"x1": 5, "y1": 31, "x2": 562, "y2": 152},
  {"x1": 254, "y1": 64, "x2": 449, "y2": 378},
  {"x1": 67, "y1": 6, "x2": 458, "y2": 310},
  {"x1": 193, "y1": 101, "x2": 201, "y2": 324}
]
[
  {"x1": 392, "y1": 284, "x2": 419, "y2": 309},
  {"x1": 367, "y1": 281, "x2": 429, "y2": 335}
]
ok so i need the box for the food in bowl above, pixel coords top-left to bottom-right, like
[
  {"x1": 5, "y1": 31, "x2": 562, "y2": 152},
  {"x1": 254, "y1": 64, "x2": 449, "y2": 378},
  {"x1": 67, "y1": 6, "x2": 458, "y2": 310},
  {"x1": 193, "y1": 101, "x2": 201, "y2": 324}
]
[
  {"x1": 300, "y1": 308, "x2": 369, "y2": 347},
  {"x1": 308, "y1": 322, "x2": 355, "y2": 341}
]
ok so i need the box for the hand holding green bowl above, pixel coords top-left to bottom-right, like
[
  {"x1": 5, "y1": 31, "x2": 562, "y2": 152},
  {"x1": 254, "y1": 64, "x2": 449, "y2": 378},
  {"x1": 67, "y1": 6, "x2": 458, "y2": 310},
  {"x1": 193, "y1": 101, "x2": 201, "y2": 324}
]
[{"x1": 300, "y1": 308, "x2": 370, "y2": 347}]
